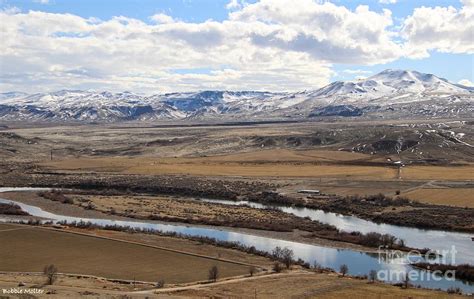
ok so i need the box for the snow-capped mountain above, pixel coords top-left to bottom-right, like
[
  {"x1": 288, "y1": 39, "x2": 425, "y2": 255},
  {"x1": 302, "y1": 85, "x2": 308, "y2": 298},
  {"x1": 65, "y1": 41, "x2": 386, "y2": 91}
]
[
  {"x1": 306, "y1": 69, "x2": 470, "y2": 104},
  {"x1": 0, "y1": 69, "x2": 472, "y2": 122}
]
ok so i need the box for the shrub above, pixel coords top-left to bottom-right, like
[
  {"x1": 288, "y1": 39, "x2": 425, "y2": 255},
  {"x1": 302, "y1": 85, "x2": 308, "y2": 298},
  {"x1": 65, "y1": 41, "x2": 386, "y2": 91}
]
[
  {"x1": 156, "y1": 279, "x2": 165, "y2": 288},
  {"x1": 38, "y1": 190, "x2": 73, "y2": 204},
  {"x1": 0, "y1": 203, "x2": 29, "y2": 216},
  {"x1": 447, "y1": 287, "x2": 461, "y2": 294}
]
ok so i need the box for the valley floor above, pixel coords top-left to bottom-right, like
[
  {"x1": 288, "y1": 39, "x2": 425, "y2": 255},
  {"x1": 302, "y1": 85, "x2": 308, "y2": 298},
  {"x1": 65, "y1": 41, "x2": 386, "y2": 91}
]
[
  {"x1": 0, "y1": 223, "x2": 468, "y2": 299},
  {"x1": 0, "y1": 120, "x2": 473, "y2": 298}
]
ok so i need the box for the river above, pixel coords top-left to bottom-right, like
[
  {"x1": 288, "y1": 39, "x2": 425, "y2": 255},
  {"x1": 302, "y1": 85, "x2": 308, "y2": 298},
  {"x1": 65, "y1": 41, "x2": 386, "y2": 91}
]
[{"x1": 0, "y1": 188, "x2": 472, "y2": 294}]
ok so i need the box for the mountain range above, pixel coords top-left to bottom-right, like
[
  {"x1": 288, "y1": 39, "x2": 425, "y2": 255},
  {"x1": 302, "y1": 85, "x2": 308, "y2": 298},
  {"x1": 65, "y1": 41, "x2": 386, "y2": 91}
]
[{"x1": 0, "y1": 69, "x2": 472, "y2": 122}]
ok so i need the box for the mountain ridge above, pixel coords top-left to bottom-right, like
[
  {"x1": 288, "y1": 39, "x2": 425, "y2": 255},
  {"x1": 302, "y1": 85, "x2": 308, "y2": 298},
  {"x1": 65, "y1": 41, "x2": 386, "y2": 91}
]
[{"x1": 1, "y1": 69, "x2": 472, "y2": 122}]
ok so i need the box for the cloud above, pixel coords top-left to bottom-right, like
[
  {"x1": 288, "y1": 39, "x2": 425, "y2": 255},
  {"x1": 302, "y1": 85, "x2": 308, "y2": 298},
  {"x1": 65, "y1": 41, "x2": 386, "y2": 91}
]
[
  {"x1": 150, "y1": 13, "x2": 174, "y2": 24},
  {"x1": 379, "y1": 0, "x2": 397, "y2": 4},
  {"x1": 226, "y1": 0, "x2": 242, "y2": 10},
  {"x1": 33, "y1": 0, "x2": 50, "y2": 4},
  {"x1": 0, "y1": 10, "x2": 335, "y2": 93},
  {"x1": 342, "y1": 69, "x2": 373, "y2": 75},
  {"x1": 1, "y1": 6, "x2": 20, "y2": 14},
  {"x1": 230, "y1": 1, "x2": 402, "y2": 65},
  {"x1": 4, "y1": 0, "x2": 469, "y2": 93},
  {"x1": 458, "y1": 79, "x2": 474, "y2": 87},
  {"x1": 2, "y1": 1, "x2": 400, "y2": 93},
  {"x1": 401, "y1": 1, "x2": 474, "y2": 58}
]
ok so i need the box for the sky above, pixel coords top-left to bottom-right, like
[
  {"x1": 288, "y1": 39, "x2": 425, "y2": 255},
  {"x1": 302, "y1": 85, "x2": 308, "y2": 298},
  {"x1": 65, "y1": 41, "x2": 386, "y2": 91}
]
[{"x1": 0, "y1": 0, "x2": 473, "y2": 94}]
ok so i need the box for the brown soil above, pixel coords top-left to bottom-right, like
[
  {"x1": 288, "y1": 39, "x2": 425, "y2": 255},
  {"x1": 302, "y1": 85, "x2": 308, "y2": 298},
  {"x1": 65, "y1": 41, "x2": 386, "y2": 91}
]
[{"x1": 0, "y1": 223, "x2": 250, "y2": 284}]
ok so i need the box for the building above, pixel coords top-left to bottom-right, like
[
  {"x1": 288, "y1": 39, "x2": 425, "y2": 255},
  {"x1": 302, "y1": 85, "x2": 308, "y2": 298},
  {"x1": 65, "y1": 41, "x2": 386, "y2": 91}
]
[{"x1": 297, "y1": 189, "x2": 320, "y2": 195}]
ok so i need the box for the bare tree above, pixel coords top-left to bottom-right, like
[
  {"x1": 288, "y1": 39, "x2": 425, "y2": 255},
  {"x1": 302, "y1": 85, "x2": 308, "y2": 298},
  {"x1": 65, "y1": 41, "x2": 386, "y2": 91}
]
[
  {"x1": 369, "y1": 270, "x2": 377, "y2": 282},
  {"x1": 208, "y1": 265, "x2": 219, "y2": 282},
  {"x1": 249, "y1": 266, "x2": 256, "y2": 277},
  {"x1": 403, "y1": 272, "x2": 410, "y2": 289},
  {"x1": 397, "y1": 238, "x2": 406, "y2": 248},
  {"x1": 281, "y1": 248, "x2": 294, "y2": 269},
  {"x1": 312, "y1": 261, "x2": 323, "y2": 273},
  {"x1": 339, "y1": 264, "x2": 348, "y2": 277},
  {"x1": 272, "y1": 262, "x2": 282, "y2": 273},
  {"x1": 272, "y1": 246, "x2": 294, "y2": 269},
  {"x1": 43, "y1": 264, "x2": 58, "y2": 285},
  {"x1": 272, "y1": 246, "x2": 283, "y2": 260}
]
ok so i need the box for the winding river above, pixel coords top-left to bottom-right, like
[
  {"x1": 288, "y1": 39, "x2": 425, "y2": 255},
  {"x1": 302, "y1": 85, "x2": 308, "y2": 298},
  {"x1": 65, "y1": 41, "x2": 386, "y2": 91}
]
[
  {"x1": 199, "y1": 198, "x2": 474, "y2": 265},
  {"x1": 0, "y1": 188, "x2": 473, "y2": 294}
]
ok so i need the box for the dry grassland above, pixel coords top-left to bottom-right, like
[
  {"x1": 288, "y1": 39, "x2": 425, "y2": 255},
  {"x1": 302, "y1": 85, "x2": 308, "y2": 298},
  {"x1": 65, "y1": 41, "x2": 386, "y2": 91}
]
[
  {"x1": 403, "y1": 188, "x2": 474, "y2": 208},
  {"x1": 42, "y1": 149, "x2": 473, "y2": 181},
  {"x1": 166, "y1": 271, "x2": 467, "y2": 299},
  {"x1": 0, "y1": 223, "x2": 249, "y2": 283}
]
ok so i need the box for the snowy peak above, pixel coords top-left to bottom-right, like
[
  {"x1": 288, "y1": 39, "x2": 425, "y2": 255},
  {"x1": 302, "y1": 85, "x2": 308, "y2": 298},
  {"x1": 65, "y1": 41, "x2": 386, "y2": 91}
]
[
  {"x1": 309, "y1": 69, "x2": 471, "y2": 105},
  {"x1": 0, "y1": 69, "x2": 472, "y2": 122},
  {"x1": 366, "y1": 69, "x2": 470, "y2": 94},
  {"x1": 367, "y1": 69, "x2": 464, "y2": 93}
]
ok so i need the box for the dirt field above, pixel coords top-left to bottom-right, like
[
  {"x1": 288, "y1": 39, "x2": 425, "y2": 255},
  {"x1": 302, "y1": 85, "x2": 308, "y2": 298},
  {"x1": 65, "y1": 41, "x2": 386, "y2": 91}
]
[
  {"x1": 404, "y1": 188, "x2": 474, "y2": 208},
  {"x1": 0, "y1": 121, "x2": 473, "y2": 298},
  {"x1": 0, "y1": 271, "x2": 466, "y2": 298},
  {"x1": 2, "y1": 122, "x2": 473, "y2": 207},
  {"x1": 40, "y1": 152, "x2": 474, "y2": 181},
  {"x1": 0, "y1": 223, "x2": 250, "y2": 283},
  {"x1": 75, "y1": 228, "x2": 274, "y2": 269},
  {"x1": 162, "y1": 271, "x2": 467, "y2": 299}
]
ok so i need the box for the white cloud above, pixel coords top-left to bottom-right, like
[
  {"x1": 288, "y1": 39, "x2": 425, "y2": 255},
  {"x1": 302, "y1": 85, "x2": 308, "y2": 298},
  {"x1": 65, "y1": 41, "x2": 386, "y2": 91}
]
[
  {"x1": 458, "y1": 79, "x2": 474, "y2": 87},
  {"x1": 33, "y1": 0, "x2": 50, "y2": 4},
  {"x1": 1, "y1": 6, "x2": 20, "y2": 14},
  {"x1": 2, "y1": 1, "x2": 402, "y2": 93},
  {"x1": 401, "y1": 2, "x2": 474, "y2": 58},
  {"x1": 150, "y1": 13, "x2": 174, "y2": 24},
  {"x1": 226, "y1": 0, "x2": 242, "y2": 10},
  {"x1": 342, "y1": 69, "x2": 373, "y2": 75},
  {"x1": 379, "y1": 0, "x2": 397, "y2": 4},
  {"x1": 7, "y1": 0, "x2": 471, "y2": 93},
  {"x1": 0, "y1": 11, "x2": 335, "y2": 93},
  {"x1": 229, "y1": 1, "x2": 402, "y2": 65}
]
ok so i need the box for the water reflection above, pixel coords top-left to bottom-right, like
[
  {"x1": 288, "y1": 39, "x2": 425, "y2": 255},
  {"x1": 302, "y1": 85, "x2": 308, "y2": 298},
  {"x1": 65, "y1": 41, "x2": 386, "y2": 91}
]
[
  {"x1": 199, "y1": 198, "x2": 474, "y2": 265},
  {"x1": 0, "y1": 188, "x2": 472, "y2": 294}
]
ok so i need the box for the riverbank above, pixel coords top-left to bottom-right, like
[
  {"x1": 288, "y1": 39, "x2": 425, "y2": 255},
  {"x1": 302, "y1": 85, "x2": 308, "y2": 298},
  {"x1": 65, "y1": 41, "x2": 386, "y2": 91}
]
[
  {"x1": 2, "y1": 190, "x2": 474, "y2": 294},
  {"x1": 0, "y1": 224, "x2": 469, "y2": 298},
  {"x1": 412, "y1": 263, "x2": 474, "y2": 283},
  {"x1": 247, "y1": 191, "x2": 474, "y2": 233},
  {"x1": 0, "y1": 191, "x2": 384, "y2": 253},
  {"x1": 2, "y1": 168, "x2": 472, "y2": 234}
]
